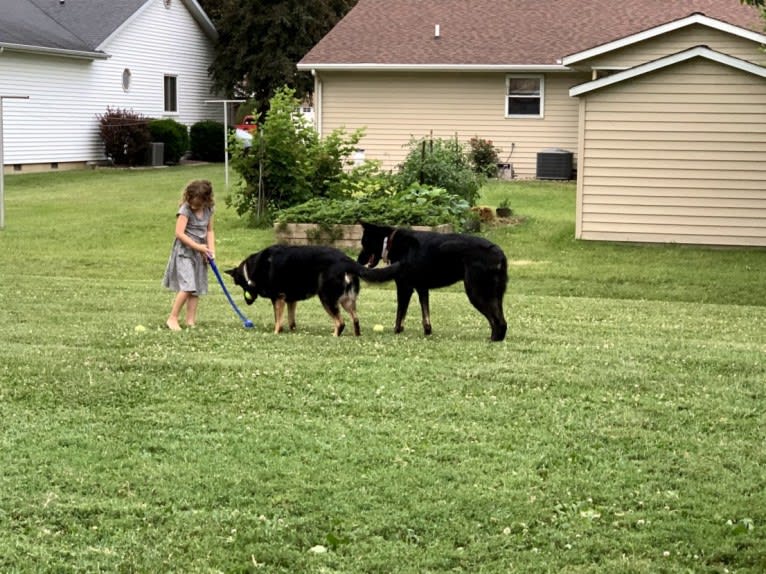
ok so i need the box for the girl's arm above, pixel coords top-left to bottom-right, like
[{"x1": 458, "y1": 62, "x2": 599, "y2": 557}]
[
  {"x1": 205, "y1": 214, "x2": 216, "y2": 260},
  {"x1": 174, "y1": 214, "x2": 209, "y2": 254}
]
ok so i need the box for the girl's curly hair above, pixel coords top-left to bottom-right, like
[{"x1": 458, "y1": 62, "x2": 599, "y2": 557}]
[{"x1": 180, "y1": 179, "x2": 214, "y2": 208}]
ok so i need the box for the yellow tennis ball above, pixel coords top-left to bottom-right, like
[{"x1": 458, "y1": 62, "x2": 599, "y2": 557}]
[{"x1": 373, "y1": 324, "x2": 384, "y2": 332}]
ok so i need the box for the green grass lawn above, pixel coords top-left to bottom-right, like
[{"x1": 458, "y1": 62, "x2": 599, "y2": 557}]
[{"x1": 1, "y1": 166, "x2": 765, "y2": 573}]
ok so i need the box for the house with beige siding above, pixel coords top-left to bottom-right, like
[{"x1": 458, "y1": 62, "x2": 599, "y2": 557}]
[
  {"x1": 298, "y1": 0, "x2": 766, "y2": 247},
  {"x1": 0, "y1": 0, "x2": 221, "y2": 173}
]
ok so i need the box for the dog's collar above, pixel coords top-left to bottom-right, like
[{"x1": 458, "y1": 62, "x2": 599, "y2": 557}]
[
  {"x1": 243, "y1": 262, "x2": 254, "y2": 286},
  {"x1": 381, "y1": 230, "x2": 396, "y2": 263}
]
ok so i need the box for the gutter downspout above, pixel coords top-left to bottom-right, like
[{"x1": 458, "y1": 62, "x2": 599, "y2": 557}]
[{"x1": 312, "y1": 69, "x2": 322, "y2": 136}]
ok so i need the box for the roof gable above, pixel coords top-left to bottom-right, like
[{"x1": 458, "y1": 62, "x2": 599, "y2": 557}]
[
  {"x1": 563, "y1": 13, "x2": 766, "y2": 66},
  {"x1": 569, "y1": 45, "x2": 766, "y2": 96},
  {"x1": 0, "y1": 0, "x2": 216, "y2": 59},
  {"x1": 299, "y1": 0, "x2": 764, "y2": 69}
]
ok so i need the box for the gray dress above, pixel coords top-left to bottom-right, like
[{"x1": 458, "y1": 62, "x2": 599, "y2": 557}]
[{"x1": 162, "y1": 203, "x2": 214, "y2": 295}]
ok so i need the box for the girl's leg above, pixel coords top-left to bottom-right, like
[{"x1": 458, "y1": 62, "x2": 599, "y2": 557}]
[
  {"x1": 185, "y1": 295, "x2": 200, "y2": 327},
  {"x1": 167, "y1": 291, "x2": 191, "y2": 331}
]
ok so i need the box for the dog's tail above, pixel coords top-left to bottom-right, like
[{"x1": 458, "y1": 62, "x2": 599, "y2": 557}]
[{"x1": 357, "y1": 262, "x2": 400, "y2": 283}]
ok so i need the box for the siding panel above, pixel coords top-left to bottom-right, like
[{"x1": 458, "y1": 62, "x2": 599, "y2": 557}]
[
  {"x1": 0, "y1": 0, "x2": 221, "y2": 168},
  {"x1": 584, "y1": 25, "x2": 766, "y2": 68},
  {"x1": 317, "y1": 71, "x2": 588, "y2": 178},
  {"x1": 578, "y1": 58, "x2": 766, "y2": 246}
]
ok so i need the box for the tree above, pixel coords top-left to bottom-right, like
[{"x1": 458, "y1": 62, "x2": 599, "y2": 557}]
[
  {"x1": 206, "y1": 1, "x2": 358, "y2": 115},
  {"x1": 197, "y1": 0, "x2": 223, "y2": 21},
  {"x1": 228, "y1": 86, "x2": 364, "y2": 221}
]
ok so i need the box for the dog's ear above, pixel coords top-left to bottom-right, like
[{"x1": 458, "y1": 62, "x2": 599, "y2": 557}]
[{"x1": 360, "y1": 221, "x2": 388, "y2": 236}]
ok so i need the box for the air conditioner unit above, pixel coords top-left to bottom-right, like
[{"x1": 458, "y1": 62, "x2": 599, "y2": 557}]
[
  {"x1": 147, "y1": 142, "x2": 164, "y2": 166},
  {"x1": 536, "y1": 148, "x2": 573, "y2": 180}
]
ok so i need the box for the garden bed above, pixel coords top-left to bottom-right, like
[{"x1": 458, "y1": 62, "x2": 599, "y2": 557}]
[{"x1": 274, "y1": 222, "x2": 453, "y2": 248}]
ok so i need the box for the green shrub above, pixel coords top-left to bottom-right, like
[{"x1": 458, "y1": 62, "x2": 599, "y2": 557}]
[
  {"x1": 190, "y1": 120, "x2": 225, "y2": 162},
  {"x1": 97, "y1": 107, "x2": 151, "y2": 166},
  {"x1": 229, "y1": 86, "x2": 365, "y2": 222},
  {"x1": 148, "y1": 118, "x2": 189, "y2": 164},
  {"x1": 468, "y1": 137, "x2": 500, "y2": 177},
  {"x1": 274, "y1": 184, "x2": 470, "y2": 228},
  {"x1": 396, "y1": 136, "x2": 484, "y2": 205}
]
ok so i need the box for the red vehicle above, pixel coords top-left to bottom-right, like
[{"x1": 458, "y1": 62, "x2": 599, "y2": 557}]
[{"x1": 235, "y1": 115, "x2": 257, "y2": 133}]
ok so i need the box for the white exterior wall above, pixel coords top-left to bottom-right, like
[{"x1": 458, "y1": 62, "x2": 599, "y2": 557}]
[
  {"x1": 0, "y1": 52, "x2": 95, "y2": 166},
  {"x1": 0, "y1": 0, "x2": 221, "y2": 169}
]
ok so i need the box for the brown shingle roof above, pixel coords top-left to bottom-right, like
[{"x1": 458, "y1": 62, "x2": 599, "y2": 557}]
[{"x1": 299, "y1": 0, "x2": 764, "y2": 67}]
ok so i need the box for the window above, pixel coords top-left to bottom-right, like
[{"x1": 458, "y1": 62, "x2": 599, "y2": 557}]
[
  {"x1": 164, "y1": 75, "x2": 177, "y2": 113},
  {"x1": 122, "y1": 68, "x2": 131, "y2": 92},
  {"x1": 506, "y1": 75, "x2": 543, "y2": 117}
]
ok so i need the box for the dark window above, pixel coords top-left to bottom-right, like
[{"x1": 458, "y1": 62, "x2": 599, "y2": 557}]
[
  {"x1": 506, "y1": 76, "x2": 543, "y2": 117},
  {"x1": 164, "y1": 75, "x2": 177, "y2": 113}
]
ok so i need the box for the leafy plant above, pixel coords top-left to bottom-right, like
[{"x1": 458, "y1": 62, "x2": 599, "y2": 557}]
[
  {"x1": 148, "y1": 118, "x2": 190, "y2": 164},
  {"x1": 274, "y1": 184, "x2": 471, "y2": 228},
  {"x1": 229, "y1": 86, "x2": 366, "y2": 221},
  {"x1": 97, "y1": 107, "x2": 151, "y2": 166},
  {"x1": 468, "y1": 137, "x2": 500, "y2": 177},
  {"x1": 190, "y1": 120, "x2": 226, "y2": 162},
  {"x1": 396, "y1": 135, "x2": 484, "y2": 205}
]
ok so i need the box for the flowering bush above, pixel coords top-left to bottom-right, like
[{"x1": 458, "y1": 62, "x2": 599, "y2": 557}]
[
  {"x1": 468, "y1": 137, "x2": 500, "y2": 177},
  {"x1": 97, "y1": 107, "x2": 151, "y2": 166}
]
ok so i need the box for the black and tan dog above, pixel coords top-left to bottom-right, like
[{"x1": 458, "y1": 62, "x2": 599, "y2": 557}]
[
  {"x1": 357, "y1": 222, "x2": 508, "y2": 341},
  {"x1": 226, "y1": 244, "x2": 395, "y2": 336}
]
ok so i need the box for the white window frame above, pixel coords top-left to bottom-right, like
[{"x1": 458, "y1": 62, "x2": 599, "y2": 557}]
[
  {"x1": 163, "y1": 75, "x2": 178, "y2": 114},
  {"x1": 505, "y1": 74, "x2": 544, "y2": 118}
]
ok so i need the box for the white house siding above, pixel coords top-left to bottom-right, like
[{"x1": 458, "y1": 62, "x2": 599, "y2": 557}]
[
  {"x1": 0, "y1": 0, "x2": 220, "y2": 171},
  {"x1": 583, "y1": 25, "x2": 766, "y2": 69},
  {"x1": 316, "y1": 71, "x2": 588, "y2": 178},
  {"x1": 0, "y1": 51, "x2": 96, "y2": 168},
  {"x1": 94, "y1": 0, "x2": 221, "y2": 139},
  {"x1": 577, "y1": 58, "x2": 766, "y2": 246}
]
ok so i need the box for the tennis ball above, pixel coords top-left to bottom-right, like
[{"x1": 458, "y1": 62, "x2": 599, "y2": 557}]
[
  {"x1": 373, "y1": 324, "x2": 384, "y2": 332},
  {"x1": 134, "y1": 324, "x2": 147, "y2": 333}
]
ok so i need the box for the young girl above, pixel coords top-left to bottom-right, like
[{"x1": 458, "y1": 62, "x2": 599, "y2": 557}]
[{"x1": 162, "y1": 179, "x2": 216, "y2": 331}]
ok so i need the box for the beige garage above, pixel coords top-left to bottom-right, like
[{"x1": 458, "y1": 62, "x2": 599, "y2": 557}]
[{"x1": 571, "y1": 46, "x2": 766, "y2": 247}]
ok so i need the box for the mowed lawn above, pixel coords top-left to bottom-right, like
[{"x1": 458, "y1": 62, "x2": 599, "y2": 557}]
[{"x1": 1, "y1": 166, "x2": 765, "y2": 573}]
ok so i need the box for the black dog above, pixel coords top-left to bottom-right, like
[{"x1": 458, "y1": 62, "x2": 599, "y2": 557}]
[
  {"x1": 226, "y1": 244, "x2": 395, "y2": 336},
  {"x1": 357, "y1": 222, "x2": 508, "y2": 341}
]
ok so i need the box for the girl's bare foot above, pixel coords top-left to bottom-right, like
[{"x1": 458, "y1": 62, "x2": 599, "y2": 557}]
[{"x1": 166, "y1": 318, "x2": 182, "y2": 331}]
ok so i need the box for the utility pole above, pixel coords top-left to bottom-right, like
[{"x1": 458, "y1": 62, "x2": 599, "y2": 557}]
[{"x1": 0, "y1": 95, "x2": 29, "y2": 230}]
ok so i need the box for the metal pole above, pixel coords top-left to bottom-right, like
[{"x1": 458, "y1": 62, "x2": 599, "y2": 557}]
[
  {"x1": 223, "y1": 103, "x2": 229, "y2": 188},
  {"x1": 1, "y1": 98, "x2": 5, "y2": 230},
  {"x1": 0, "y1": 95, "x2": 29, "y2": 230},
  {"x1": 205, "y1": 99, "x2": 245, "y2": 189}
]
